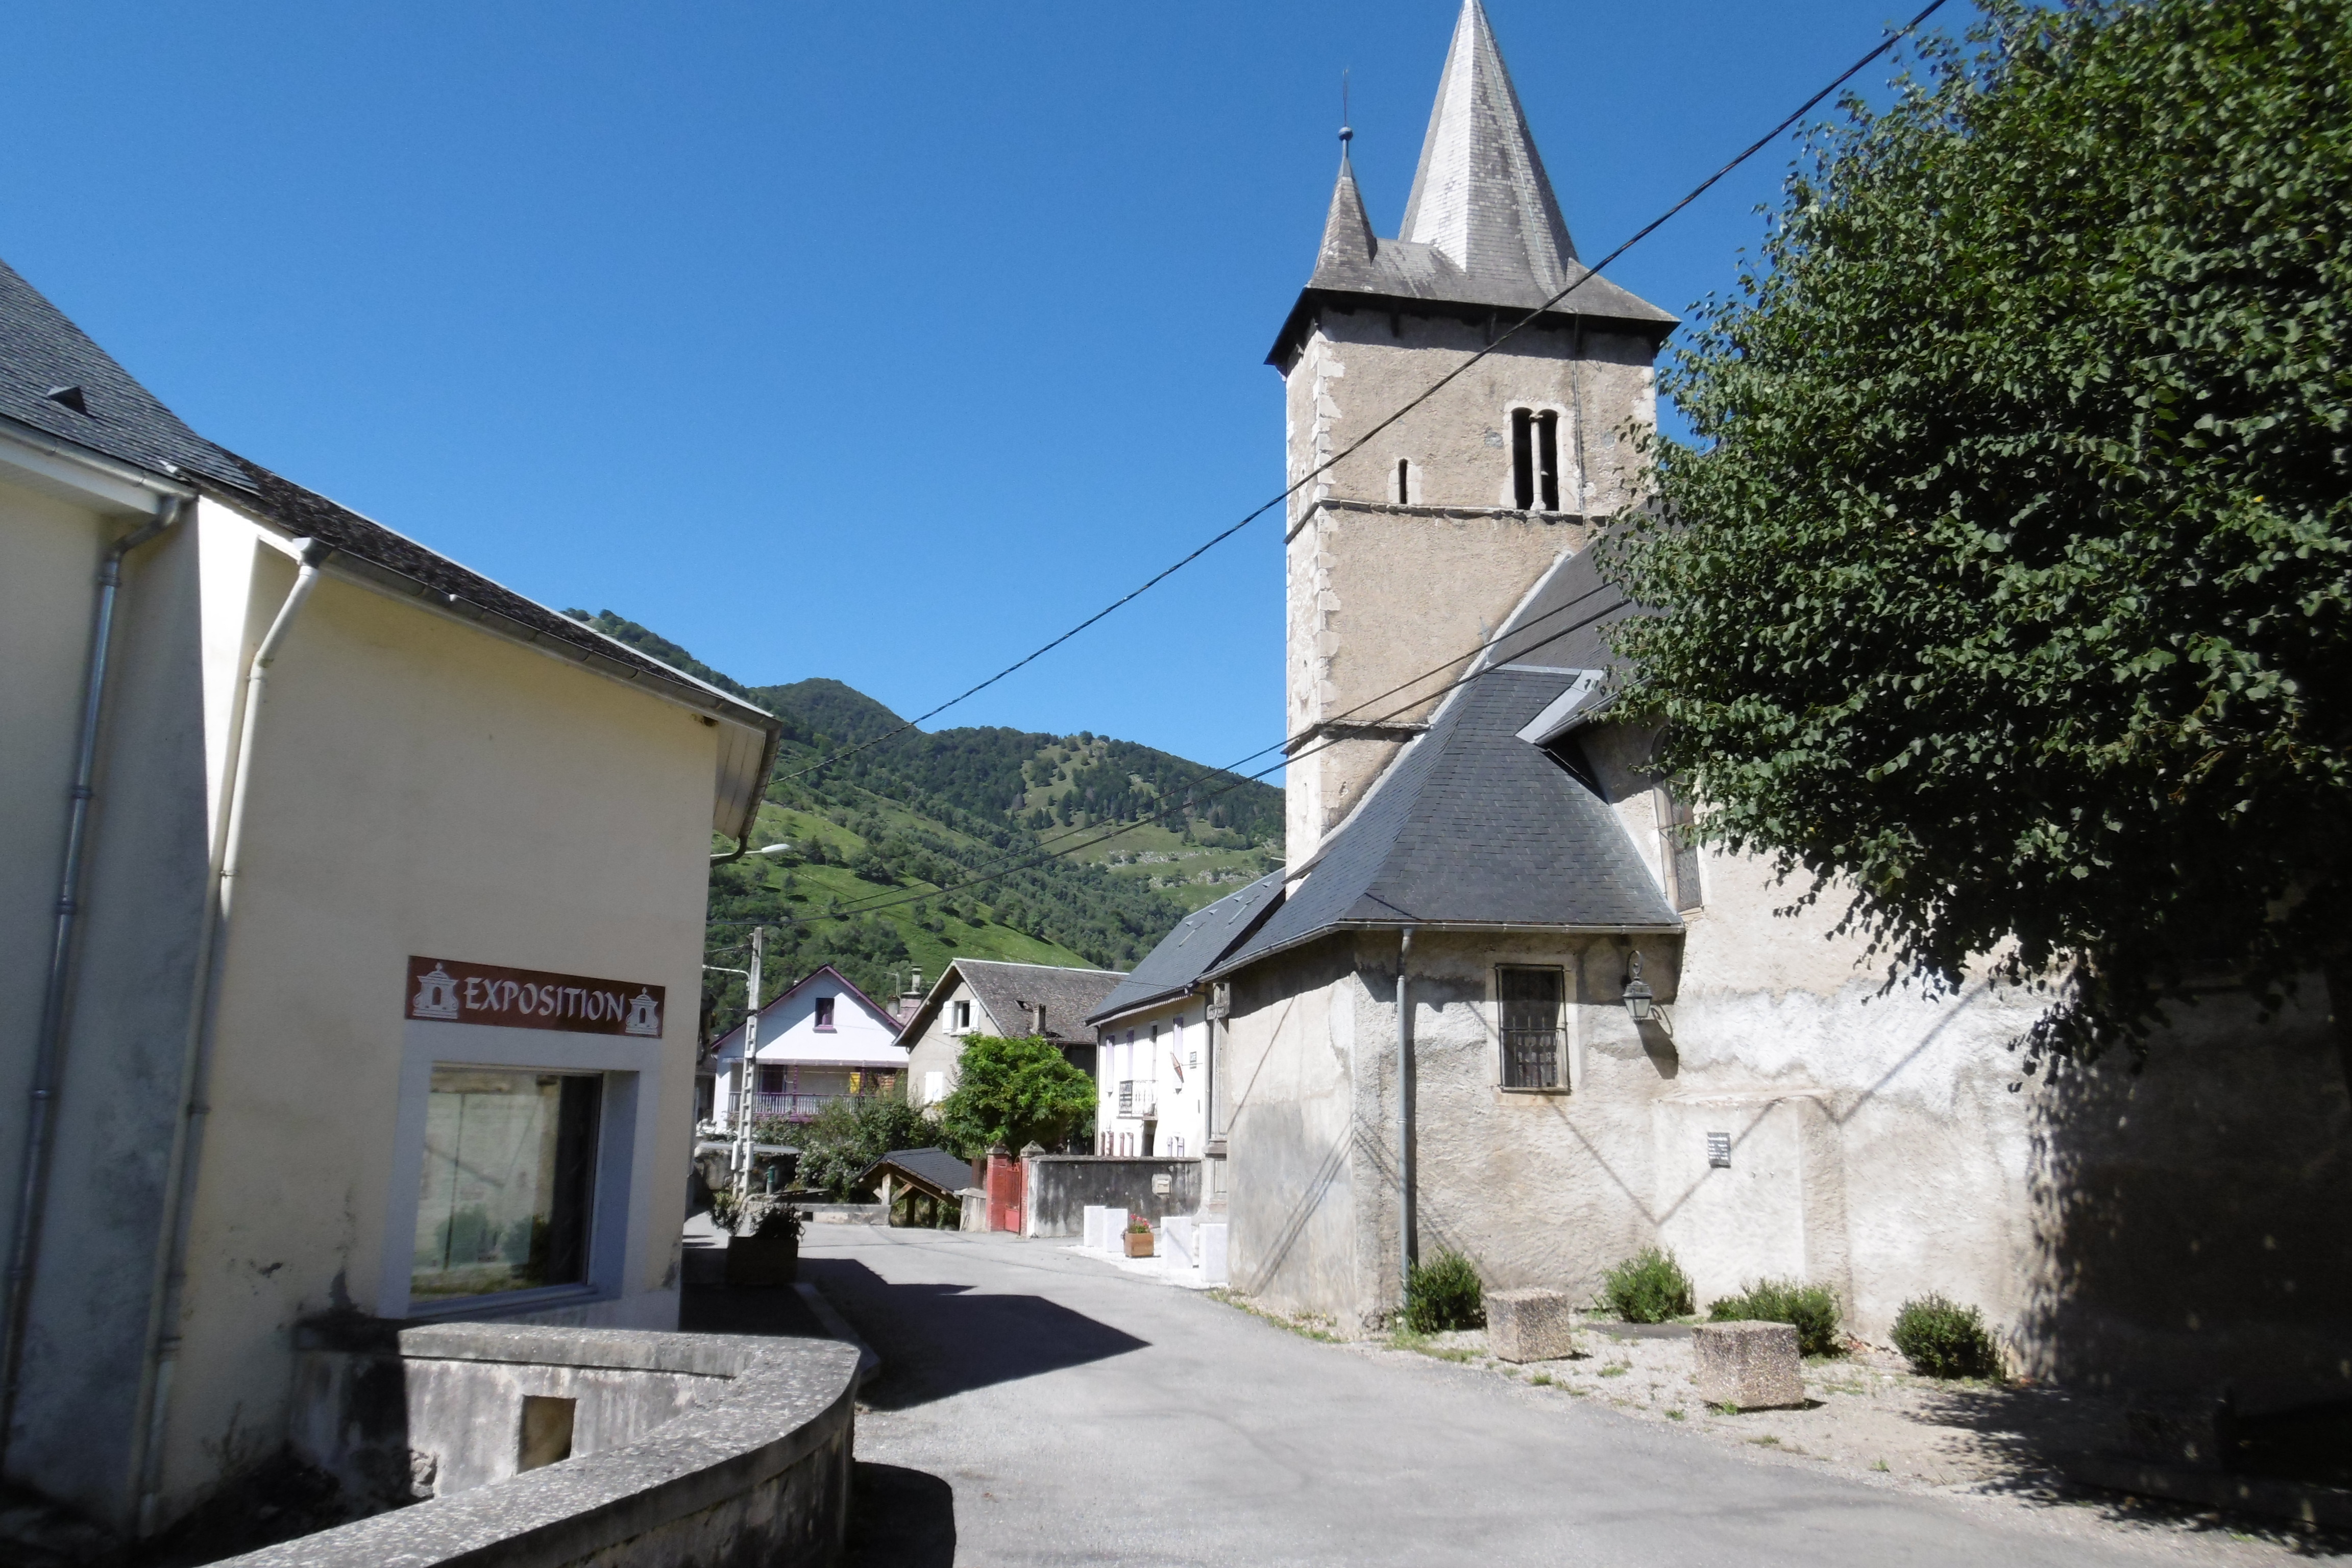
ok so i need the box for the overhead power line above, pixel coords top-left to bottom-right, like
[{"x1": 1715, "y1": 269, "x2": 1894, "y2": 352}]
[
  {"x1": 806, "y1": 589, "x2": 1629, "y2": 922},
  {"x1": 760, "y1": 0, "x2": 1950, "y2": 795}
]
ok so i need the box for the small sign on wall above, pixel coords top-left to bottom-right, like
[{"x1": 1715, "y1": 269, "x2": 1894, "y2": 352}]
[
  {"x1": 1152, "y1": 1173, "x2": 1172, "y2": 1195},
  {"x1": 1706, "y1": 1132, "x2": 1732, "y2": 1168},
  {"x1": 407, "y1": 955, "x2": 664, "y2": 1037}
]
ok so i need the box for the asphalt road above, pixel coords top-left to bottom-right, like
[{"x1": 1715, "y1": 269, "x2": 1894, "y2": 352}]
[{"x1": 803, "y1": 1227, "x2": 2216, "y2": 1568}]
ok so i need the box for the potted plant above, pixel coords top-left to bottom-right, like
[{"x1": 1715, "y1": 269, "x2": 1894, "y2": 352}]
[
  {"x1": 1123, "y1": 1215, "x2": 1156, "y2": 1259},
  {"x1": 724, "y1": 1198, "x2": 804, "y2": 1287}
]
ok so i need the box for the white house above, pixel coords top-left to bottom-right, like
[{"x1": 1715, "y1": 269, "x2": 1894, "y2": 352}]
[
  {"x1": 1088, "y1": 874, "x2": 1282, "y2": 1166},
  {"x1": 705, "y1": 964, "x2": 906, "y2": 1129},
  {"x1": 0, "y1": 255, "x2": 779, "y2": 1532}
]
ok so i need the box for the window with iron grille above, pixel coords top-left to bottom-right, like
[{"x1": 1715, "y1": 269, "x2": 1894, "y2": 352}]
[{"x1": 1498, "y1": 966, "x2": 1565, "y2": 1089}]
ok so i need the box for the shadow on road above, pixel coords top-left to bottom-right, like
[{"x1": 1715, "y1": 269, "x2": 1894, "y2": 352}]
[
  {"x1": 802, "y1": 1254, "x2": 1147, "y2": 1410},
  {"x1": 844, "y1": 1462, "x2": 955, "y2": 1568}
]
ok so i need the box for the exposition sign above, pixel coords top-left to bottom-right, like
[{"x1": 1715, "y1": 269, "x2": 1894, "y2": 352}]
[{"x1": 406, "y1": 955, "x2": 664, "y2": 1038}]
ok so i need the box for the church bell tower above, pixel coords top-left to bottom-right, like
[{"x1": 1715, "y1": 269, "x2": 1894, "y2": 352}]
[{"x1": 1269, "y1": 0, "x2": 1676, "y2": 869}]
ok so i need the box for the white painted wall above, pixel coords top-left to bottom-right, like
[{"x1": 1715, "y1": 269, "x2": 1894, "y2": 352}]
[
  {"x1": 1094, "y1": 1001, "x2": 1209, "y2": 1158},
  {"x1": 708, "y1": 968, "x2": 908, "y2": 1126}
]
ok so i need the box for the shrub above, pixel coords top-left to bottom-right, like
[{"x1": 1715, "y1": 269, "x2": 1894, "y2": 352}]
[
  {"x1": 748, "y1": 1202, "x2": 803, "y2": 1243},
  {"x1": 935, "y1": 1035, "x2": 1096, "y2": 1156},
  {"x1": 1404, "y1": 1251, "x2": 1486, "y2": 1333},
  {"x1": 1891, "y1": 1294, "x2": 2003, "y2": 1379},
  {"x1": 1708, "y1": 1278, "x2": 1844, "y2": 1357},
  {"x1": 1600, "y1": 1247, "x2": 1694, "y2": 1323},
  {"x1": 707, "y1": 1189, "x2": 744, "y2": 1235},
  {"x1": 795, "y1": 1091, "x2": 944, "y2": 1200}
]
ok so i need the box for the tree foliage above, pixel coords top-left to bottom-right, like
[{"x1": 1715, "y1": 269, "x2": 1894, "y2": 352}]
[
  {"x1": 935, "y1": 1035, "x2": 1096, "y2": 1156},
  {"x1": 792, "y1": 1090, "x2": 945, "y2": 1201},
  {"x1": 1607, "y1": 0, "x2": 2352, "y2": 1063}
]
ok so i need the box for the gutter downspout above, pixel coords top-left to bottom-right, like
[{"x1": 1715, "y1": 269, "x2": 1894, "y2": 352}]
[
  {"x1": 1397, "y1": 925, "x2": 1415, "y2": 1308},
  {"x1": 0, "y1": 498, "x2": 184, "y2": 1468},
  {"x1": 126, "y1": 539, "x2": 328, "y2": 1533}
]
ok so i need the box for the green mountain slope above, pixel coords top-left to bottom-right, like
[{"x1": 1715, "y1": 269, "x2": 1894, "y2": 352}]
[{"x1": 568, "y1": 610, "x2": 1284, "y2": 1039}]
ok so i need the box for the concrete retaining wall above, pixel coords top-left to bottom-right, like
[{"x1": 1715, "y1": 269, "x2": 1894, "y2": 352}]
[
  {"x1": 1025, "y1": 1156, "x2": 1200, "y2": 1238},
  {"x1": 239, "y1": 1321, "x2": 858, "y2": 1567}
]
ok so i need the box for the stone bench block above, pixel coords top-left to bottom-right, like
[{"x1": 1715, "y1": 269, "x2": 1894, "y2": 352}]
[
  {"x1": 1486, "y1": 1288, "x2": 1580, "y2": 1363},
  {"x1": 1693, "y1": 1320, "x2": 1804, "y2": 1410},
  {"x1": 1199, "y1": 1223, "x2": 1229, "y2": 1286}
]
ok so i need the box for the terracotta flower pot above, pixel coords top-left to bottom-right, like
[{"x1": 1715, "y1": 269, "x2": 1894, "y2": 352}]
[
  {"x1": 1124, "y1": 1229, "x2": 1156, "y2": 1259},
  {"x1": 726, "y1": 1232, "x2": 799, "y2": 1287}
]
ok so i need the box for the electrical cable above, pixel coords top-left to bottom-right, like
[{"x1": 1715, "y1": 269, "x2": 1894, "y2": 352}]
[
  {"x1": 813, "y1": 590, "x2": 1628, "y2": 921},
  {"x1": 760, "y1": 0, "x2": 1948, "y2": 791}
]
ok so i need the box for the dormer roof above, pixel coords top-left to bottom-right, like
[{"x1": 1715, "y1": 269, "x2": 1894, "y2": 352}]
[{"x1": 1268, "y1": 1, "x2": 1675, "y2": 368}]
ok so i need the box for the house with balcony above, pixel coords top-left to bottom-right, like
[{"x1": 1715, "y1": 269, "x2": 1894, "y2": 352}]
[
  {"x1": 899, "y1": 958, "x2": 1123, "y2": 1113},
  {"x1": 706, "y1": 964, "x2": 906, "y2": 1129},
  {"x1": 1088, "y1": 873, "x2": 1282, "y2": 1178}
]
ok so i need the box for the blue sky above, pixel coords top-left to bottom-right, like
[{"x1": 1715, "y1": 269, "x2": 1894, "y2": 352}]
[{"x1": 0, "y1": 2, "x2": 1937, "y2": 770}]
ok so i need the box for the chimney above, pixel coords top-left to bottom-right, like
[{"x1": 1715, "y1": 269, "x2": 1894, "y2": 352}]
[{"x1": 894, "y1": 967, "x2": 924, "y2": 1024}]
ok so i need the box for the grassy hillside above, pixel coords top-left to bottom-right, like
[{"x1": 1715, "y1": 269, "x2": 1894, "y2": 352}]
[{"x1": 568, "y1": 611, "x2": 1284, "y2": 1040}]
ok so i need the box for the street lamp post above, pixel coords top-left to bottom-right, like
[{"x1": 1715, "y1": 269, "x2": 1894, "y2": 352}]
[{"x1": 734, "y1": 924, "x2": 764, "y2": 1200}]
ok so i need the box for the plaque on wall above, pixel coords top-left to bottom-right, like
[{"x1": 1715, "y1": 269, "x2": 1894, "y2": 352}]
[{"x1": 1706, "y1": 1132, "x2": 1732, "y2": 1168}]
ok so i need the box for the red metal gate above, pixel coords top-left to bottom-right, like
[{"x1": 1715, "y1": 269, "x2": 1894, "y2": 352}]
[{"x1": 986, "y1": 1149, "x2": 1025, "y2": 1233}]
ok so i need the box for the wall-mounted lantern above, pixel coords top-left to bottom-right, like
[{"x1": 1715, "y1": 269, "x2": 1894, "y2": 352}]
[{"x1": 1623, "y1": 951, "x2": 1656, "y2": 1024}]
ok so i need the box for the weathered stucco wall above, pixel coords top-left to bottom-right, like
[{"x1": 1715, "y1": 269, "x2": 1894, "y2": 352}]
[
  {"x1": 1278, "y1": 311, "x2": 1654, "y2": 864},
  {"x1": 147, "y1": 510, "x2": 718, "y2": 1514},
  {"x1": 8, "y1": 496, "x2": 729, "y2": 1528},
  {"x1": 1225, "y1": 877, "x2": 2352, "y2": 1405},
  {"x1": 1281, "y1": 312, "x2": 1658, "y2": 524},
  {"x1": 0, "y1": 474, "x2": 218, "y2": 1521}
]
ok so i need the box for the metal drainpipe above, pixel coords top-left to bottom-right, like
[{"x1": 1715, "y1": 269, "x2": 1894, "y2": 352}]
[
  {"x1": 0, "y1": 498, "x2": 184, "y2": 1468},
  {"x1": 1398, "y1": 925, "x2": 1416, "y2": 1307},
  {"x1": 126, "y1": 540, "x2": 328, "y2": 1532}
]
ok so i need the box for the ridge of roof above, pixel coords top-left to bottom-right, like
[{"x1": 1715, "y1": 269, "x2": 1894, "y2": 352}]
[
  {"x1": 0, "y1": 258, "x2": 253, "y2": 492},
  {"x1": 707, "y1": 963, "x2": 901, "y2": 1058},
  {"x1": 1087, "y1": 870, "x2": 1286, "y2": 1025},
  {"x1": 896, "y1": 957, "x2": 1128, "y2": 1047},
  {"x1": 1209, "y1": 656, "x2": 1678, "y2": 980}
]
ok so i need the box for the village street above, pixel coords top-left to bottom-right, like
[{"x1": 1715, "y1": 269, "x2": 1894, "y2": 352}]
[{"x1": 803, "y1": 1229, "x2": 2283, "y2": 1568}]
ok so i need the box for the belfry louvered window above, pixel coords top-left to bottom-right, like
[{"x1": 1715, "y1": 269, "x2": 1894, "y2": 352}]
[
  {"x1": 1511, "y1": 408, "x2": 1560, "y2": 511},
  {"x1": 1498, "y1": 966, "x2": 1565, "y2": 1089}
]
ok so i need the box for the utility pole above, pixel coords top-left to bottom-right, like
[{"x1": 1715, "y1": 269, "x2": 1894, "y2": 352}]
[{"x1": 733, "y1": 925, "x2": 764, "y2": 1200}]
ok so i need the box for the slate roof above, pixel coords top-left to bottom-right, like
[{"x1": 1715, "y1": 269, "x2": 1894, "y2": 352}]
[
  {"x1": 1269, "y1": 2, "x2": 1674, "y2": 365},
  {"x1": 0, "y1": 253, "x2": 781, "y2": 832},
  {"x1": 1087, "y1": 871, "x2": 1286, "y2": 1026},
  {"x1": 1209, "y1": 551, "x2": 1676, "y2": 977},
  {"x1": 0, "y1": 257, "x2": 253, "y2": 492},
  {"x1": 908, "y1": 959, "x2": 1127, "y2": 1046},
  {"x1": 854, "y1": 1148, "x2": 978, "y2": 1200}
]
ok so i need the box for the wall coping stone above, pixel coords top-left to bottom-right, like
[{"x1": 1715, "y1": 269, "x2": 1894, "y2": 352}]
[{"x1": 225, "y1": 1330, "x2": 857, "y2": 1568}]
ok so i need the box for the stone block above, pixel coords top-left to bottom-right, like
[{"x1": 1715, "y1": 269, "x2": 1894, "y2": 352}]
[
  {"x1": 1692, "y1": 1321, "x2": 1804, "y2": 1410},
  {"x1": 1199, "y1": 1223, "x2": 1229, "y2": 1286},
  {"x1": 1164, "y1": 1215, "x2": 1197, "y2": 1267},
  {"x1": 1486, "y1": 1289, "x2": 1580, "y2": 1363},
  {"x1": 1082, "y1": 1205, "x2": 1107, "y2": 1250}
]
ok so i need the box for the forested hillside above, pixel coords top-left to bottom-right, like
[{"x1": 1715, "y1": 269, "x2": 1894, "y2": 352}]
[{"x1": 567, "y1": 611, "x2": 1283, "y2": 1041}]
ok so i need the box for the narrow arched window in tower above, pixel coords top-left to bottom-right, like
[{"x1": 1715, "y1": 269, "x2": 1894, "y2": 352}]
[
  {"x1": 1510, "y1": 409, "x2": 1562, "y2": 511},
  {"x1": 1535, "y1": 410, "x2": 1561, "y2": 511}
]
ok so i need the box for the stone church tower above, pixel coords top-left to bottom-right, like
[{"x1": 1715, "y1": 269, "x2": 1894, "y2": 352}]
[{"x1": 1267, "y1": 0, "x2": 1676, "y2": 868}]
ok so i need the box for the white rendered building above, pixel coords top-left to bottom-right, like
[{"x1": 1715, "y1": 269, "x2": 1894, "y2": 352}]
[{"x1": 706, "y1": 965, "x2": 907, "y2": 1129}]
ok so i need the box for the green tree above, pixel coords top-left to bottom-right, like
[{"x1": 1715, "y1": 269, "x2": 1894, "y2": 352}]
[
  {"x1": 793, "y1": 1090, "x2": 944, "y2": 1200},
  {"x1": 936, "y1": 1035, "x2": 1096, "y2": 1155},
  {"x1": 1609, "y1": 0, "x2": 2352, "y2": 1070}
]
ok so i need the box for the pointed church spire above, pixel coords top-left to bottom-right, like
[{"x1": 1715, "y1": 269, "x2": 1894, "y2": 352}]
[
  {"x1": 1313, "y1": 146, "x2": 1379, "y2": 281},
  {"x1": 1398, "y1": 0, "x2": 1577, "y2": 289}
]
